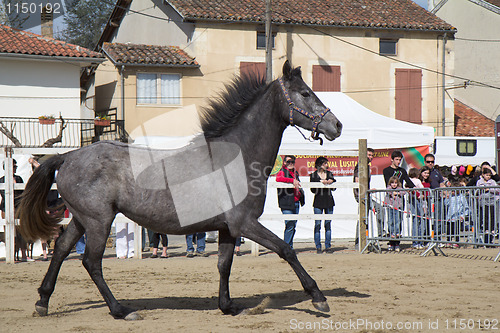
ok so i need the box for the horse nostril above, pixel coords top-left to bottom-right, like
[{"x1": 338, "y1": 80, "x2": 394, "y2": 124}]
[{"x1": 336, "y1": 121, "x2": 343, "y2": 132}]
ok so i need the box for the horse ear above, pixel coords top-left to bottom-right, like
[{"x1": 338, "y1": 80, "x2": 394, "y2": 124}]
[
  {"x1": 291, "y1": 66, "x2": 302, "y2": 78},
  {"x1": 282, "y1": 60, "x2": 292, "y2": 80}
]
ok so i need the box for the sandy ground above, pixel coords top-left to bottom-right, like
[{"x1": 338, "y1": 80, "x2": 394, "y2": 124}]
[{"x1": 1, "y1": 240, "x2": 499, "y2": 333}]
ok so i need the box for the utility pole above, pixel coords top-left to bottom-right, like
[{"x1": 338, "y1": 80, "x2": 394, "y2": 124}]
[
  {"x1": 265, "y1": 0, "x2": 272, "y2": 83},
  {"x1": 496, "y1": 115, "x2": 500, "y2": 169},
  {"x1": 441, "y1": 33, "x2": 447, "y2": 135}
]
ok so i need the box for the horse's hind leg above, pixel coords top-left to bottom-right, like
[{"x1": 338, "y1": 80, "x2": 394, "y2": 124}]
[
  {"x1": 217, "y1": 229, "x2": 241, "y2": 315},
  {"x1": 241, "y1": 220, "x2": 330, "y2": 312},
  {"x1": 80, "y1": 217, "x2": 140, "y2": 320},
  {"x1": 36, "y1": 218, "x2": 84, "y2": 316}
]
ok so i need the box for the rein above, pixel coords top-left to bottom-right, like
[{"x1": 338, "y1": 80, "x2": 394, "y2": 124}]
[{"x1": 278, "y1": 77, "x2": 330, "y2": 145}]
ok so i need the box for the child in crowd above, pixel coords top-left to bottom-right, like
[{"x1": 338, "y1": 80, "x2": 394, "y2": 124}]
[
  {"x1": 444, "y1": 180, "x2": 470, "y2": 248},
  {"x1": 419, "y1": 166, "x2": 432, "y2": 244},
  {"x1": 408, "y1": 168, "x2": 425, "y2": 249},
  {"x1": 476, "y1": 168, "x2": 499, "y2": 245},
  {"x1": 476, "y1": 167, "x2": 497, "y2": 187},
  {"x1": 458, "y1": 177, "x2": 467, "y2": 187},
  {"x1": 385, "y1": 176, "x2": 404, "y2": 252}
]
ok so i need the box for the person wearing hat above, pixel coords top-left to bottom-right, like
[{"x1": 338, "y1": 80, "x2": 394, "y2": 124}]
[
  {"x1": 466, "y1": 162, "x2": 500, "y2": 186},
  {"x1": 0, "y1": 159, "x2": 32, "y2": 262}
]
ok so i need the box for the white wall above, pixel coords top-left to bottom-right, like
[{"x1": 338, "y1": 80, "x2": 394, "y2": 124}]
[
  {"x1": 432, "y1": 0, "x2": 500, "y2": 119},
  {"x1": 112, "y1": 0, "x2": 194, "y2": 47},
  {"x1": 0, "y1": 57, "x2": 81, "y2": 119}
]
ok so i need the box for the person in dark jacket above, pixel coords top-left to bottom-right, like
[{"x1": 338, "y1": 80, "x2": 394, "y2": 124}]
[
  {"x1": 310, "y1": 157, "x2": 336, "y2": 253},
  {"x1": 276, "y1": 155, "x2": 304, "y2": 249}
]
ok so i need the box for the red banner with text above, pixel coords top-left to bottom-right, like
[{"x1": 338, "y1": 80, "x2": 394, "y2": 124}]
[{"x1": 271, "y1": 146, "x2": 430, "y2": 177}]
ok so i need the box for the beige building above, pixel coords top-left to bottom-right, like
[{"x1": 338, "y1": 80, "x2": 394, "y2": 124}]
[
  {"x1": 429, "y1": 0, "x2": 500, "y2": 123},
  {"x1": 91, "y1": 0, "x2": 456, "y2": 139}
]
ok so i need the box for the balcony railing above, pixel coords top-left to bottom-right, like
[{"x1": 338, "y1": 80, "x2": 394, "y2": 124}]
[{"x1": 0, "y1": 109, "x2": 129, "y2": 149}]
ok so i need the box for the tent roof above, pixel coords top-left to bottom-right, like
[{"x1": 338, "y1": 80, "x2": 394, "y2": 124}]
[{"x1": 279, "y1": 92, "x2": 435, "y2": 154}]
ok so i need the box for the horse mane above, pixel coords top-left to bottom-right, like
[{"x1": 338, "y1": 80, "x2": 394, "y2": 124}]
[{"x1": 201, "y1": 73, "x2": 270, "y2": 138}]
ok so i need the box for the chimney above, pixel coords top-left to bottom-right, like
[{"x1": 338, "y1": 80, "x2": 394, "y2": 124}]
[{"x1": 41, "y1": 5, "x2": 53, "y2": 38}]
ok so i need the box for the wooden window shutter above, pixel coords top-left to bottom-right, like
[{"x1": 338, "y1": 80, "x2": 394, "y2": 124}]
[
  {"x1": 395, "y1": 68, "x2": 422, "y2": 124},
  {"x1": 240, "y1": 62, "x2": 266, "y2": 81},
  {"x1": 312, "y1": 65, "x2": 341, "y2": 92}
]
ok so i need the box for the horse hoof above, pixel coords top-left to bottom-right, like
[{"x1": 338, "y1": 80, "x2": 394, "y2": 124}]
[
  {"x1": 34, "y1": 304, "x2": 48, "y2": 316},
  {"x1": 124, "y1": 311, "x2": 142, "y2": 321},
  {"x1": 312, "y1": 300, "x2": 330, "y2": 312}
]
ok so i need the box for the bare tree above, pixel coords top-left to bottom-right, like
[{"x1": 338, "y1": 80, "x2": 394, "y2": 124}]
[
  {"x1": 0, "y1": 121, "x2": 22, "y2": 147},
  {"x1": 0, "y1": 0, "x2": 29, "y2": 28}
]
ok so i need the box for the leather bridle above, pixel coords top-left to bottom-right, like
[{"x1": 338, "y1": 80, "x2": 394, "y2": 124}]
[{"x1": 278, "y1": 77, "x2": 330, "y2": 144}]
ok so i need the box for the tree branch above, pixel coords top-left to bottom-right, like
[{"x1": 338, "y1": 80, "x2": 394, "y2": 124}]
[
  {"x1": 0, "y1": 121, "x2": 22, "y2": 147},
  {"x1": 42, "y1": 115, "x2": 68, "y2": 147}
]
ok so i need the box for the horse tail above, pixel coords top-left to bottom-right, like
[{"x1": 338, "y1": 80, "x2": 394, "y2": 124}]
[{"x1": 18, "y1": 154, "x2": 66, "y2": 242}]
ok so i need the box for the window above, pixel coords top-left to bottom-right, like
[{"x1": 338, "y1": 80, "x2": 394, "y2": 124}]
[
  {"x1": 257, "y1": 32, "x2": 275, "y2": 49},
  {"x1": 457, "y1": 139, "x2": 477, "y2": 156},
  {"x1": 137, "y1": 73, "x2": 180, "y2": 105},
  {"x1": 379, "y1": 39, "x2": 398, "y2": 55}
]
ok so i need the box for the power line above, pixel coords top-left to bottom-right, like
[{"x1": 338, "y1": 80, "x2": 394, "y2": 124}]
[
  {"x1": 455, "y1": 37, "x2": 500, "y2": 42},
  {"x1": 0, "y1": 81, "x2": 463, "y2": 101}
]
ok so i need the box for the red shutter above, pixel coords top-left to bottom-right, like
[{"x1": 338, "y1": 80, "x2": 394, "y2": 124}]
[
  {"x1": 395, "y1": 68, "x2": 422, "y2": 124},
  {"x1": 312, "y1": 65, "x2": 341, "y2": 92},
  {"x1": 240, "y1": 62, "x2": 266, "y2": 81}
]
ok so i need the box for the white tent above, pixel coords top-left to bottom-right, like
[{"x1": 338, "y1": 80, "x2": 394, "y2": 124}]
[
  {"x1": 262, "y1": 92, "x2": 435, "y2": 241},
  {"x1": 279, "y1": 92, "x2": 435, "y2": 154}
]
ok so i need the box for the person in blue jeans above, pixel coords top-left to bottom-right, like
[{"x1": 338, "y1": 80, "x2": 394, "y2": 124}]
[
  {"x1": 75, "y1": 234, "x2": 85, "y2": 257},
  {"x1": 186, "y1": 232, "x2": 208, "y2": 257},
  {"x1": 310, "y1": 157, "x2": 336, "y2": 254},
  {"x1": 276, "y1": 155, "x2": 304, "y2": 249}
]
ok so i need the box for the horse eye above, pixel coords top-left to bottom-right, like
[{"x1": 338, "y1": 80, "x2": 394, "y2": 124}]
[{"x1": 301, "y1": 91, "x2": 310, "y2": 98}]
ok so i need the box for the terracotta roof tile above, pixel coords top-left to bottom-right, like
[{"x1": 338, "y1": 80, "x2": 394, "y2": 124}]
[
  {"x1": 166, "y1": 0, "x2": 455, "y2": 31},
  {"x1": 454, "y1": 99, "x2": 494, "y2": 136},
  {"x1": 0, "y1": 24, "x2": 103, "y2": 58},
  {"x1": 102, "y1": 42, "x2": 199, "y2": 66}
]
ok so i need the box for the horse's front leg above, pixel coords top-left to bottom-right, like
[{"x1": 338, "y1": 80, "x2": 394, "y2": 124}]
[
  {"x1": 36, "y1": 218, "x2": 84, "y2": 316},
  {"x1": 217, "y1": 229, "x2": 242, "y2": 315},
  {"x1": 241, "y1": 220, "x2": 330, "y2": 312},
  {"x1": 80, "y1": 216, "x2": 140, "y2": 320}
]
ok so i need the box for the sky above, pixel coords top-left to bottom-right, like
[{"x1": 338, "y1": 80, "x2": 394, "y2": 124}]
[{"x1": 412, "y1": 0, "x2": 428, "y2": 9}]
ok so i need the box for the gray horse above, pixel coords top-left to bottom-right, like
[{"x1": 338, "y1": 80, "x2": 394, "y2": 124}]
[{"x1": 19, "y1": 61, "x2": 342, "y2": 320}]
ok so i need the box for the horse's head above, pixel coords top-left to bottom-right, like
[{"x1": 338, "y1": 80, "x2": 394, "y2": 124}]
[{"x1": 278, "y1": 60, "x2": 342, "y2": 142}]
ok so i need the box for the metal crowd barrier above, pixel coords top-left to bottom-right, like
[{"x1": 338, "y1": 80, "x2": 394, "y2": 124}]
[{"x1": 363, "y1": 186, "x2": 500, "y2": 262}]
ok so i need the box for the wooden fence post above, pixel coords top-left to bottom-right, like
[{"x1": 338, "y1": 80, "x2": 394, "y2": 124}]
[
  {"x1": 358, "y1": 139, "x2": 368, "y2": 251},
  {"x1": 4, "y1": 147, "x2": 15, "y2": 263}
]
